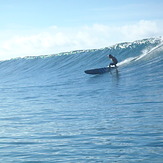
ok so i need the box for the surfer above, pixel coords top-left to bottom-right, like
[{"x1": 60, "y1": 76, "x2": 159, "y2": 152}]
[{"x1": 108, "y1": 54, "x2": 118, "y2": 67}]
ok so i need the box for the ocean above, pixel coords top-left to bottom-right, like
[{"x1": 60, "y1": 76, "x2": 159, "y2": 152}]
[{"x1": 0, "y1": 38, "x2": 163, "y2": 163}]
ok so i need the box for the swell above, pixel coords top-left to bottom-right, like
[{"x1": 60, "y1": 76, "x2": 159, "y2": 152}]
[{"x1": 0, "y1": 38, "x2": 162, "y2": 83}]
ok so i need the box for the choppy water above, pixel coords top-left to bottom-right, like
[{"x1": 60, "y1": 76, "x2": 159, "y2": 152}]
[{"x1": 0, "y1": 38, "x2": 163, "y2": 162}]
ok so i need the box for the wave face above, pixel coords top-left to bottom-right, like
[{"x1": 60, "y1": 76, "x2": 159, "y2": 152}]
[{"x1": 0, "y1": 38, "x2": 163, "y2": 162}]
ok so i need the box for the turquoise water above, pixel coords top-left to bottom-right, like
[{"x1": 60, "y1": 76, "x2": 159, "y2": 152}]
[{"x1": 0, "y1": 38, "x2": 163, "y2": 162}]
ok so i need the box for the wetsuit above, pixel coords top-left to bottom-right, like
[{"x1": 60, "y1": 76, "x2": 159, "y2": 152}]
[{"x1": 109, "y1": 56, "x2": 118, "y2": 67}]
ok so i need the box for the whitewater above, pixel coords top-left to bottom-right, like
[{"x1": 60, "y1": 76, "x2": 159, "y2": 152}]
[{"x1": 0, "y1": 38, "x2": 162, "y2": 163}]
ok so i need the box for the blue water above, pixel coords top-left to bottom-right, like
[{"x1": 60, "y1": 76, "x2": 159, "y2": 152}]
[{"x1": 0, "y1": 38, "x2": 163, "y2": 163}]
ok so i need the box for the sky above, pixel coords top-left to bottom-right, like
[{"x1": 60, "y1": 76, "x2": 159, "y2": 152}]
[{"x1": 0, "y1": 0, "x2": 163, "y2": 60}]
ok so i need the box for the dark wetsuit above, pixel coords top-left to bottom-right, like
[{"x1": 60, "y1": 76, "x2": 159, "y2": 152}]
[{"x1": 109, "y1": 56, "x2": 118, "y2": 67}]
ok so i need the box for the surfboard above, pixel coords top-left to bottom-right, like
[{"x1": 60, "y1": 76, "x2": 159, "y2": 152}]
[{"x1": 84, "y1": 67, "x2": 116, "y2": 74}]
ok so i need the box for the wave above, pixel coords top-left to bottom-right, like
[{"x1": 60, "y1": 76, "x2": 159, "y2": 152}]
[{"x1": 0, "y1": 37, "x2": 162, "y2": 85}]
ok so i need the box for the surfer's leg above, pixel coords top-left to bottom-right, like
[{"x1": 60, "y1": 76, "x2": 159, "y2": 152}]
[
  {"x1": 109, "y1": 63, "x2": 114, "y2": 67},
  {"x1": 110, "y1": 63, "x2": 117, "y2": 67}
]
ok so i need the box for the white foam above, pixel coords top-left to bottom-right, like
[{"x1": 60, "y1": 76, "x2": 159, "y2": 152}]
[
  {"x1": 118, "y1": 43, "x2": 163, "y2": 66},
  {"x1": 135, "y1": 43, "x2": 163, "y2": 61},
  {"x1": 117, "y1": 57, "x2": 136, "y2": 66}
]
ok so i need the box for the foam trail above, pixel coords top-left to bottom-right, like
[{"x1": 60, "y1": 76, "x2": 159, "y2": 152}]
[
  {"x1": 117, "y1": 57, "x2": 136, "y2": 66},
  {"x1": 135, "y1": 43, "x2": 163, "y2": 61},
  {"x1": 117, "y1": 42, "x2": 163, "y2": 67}
]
